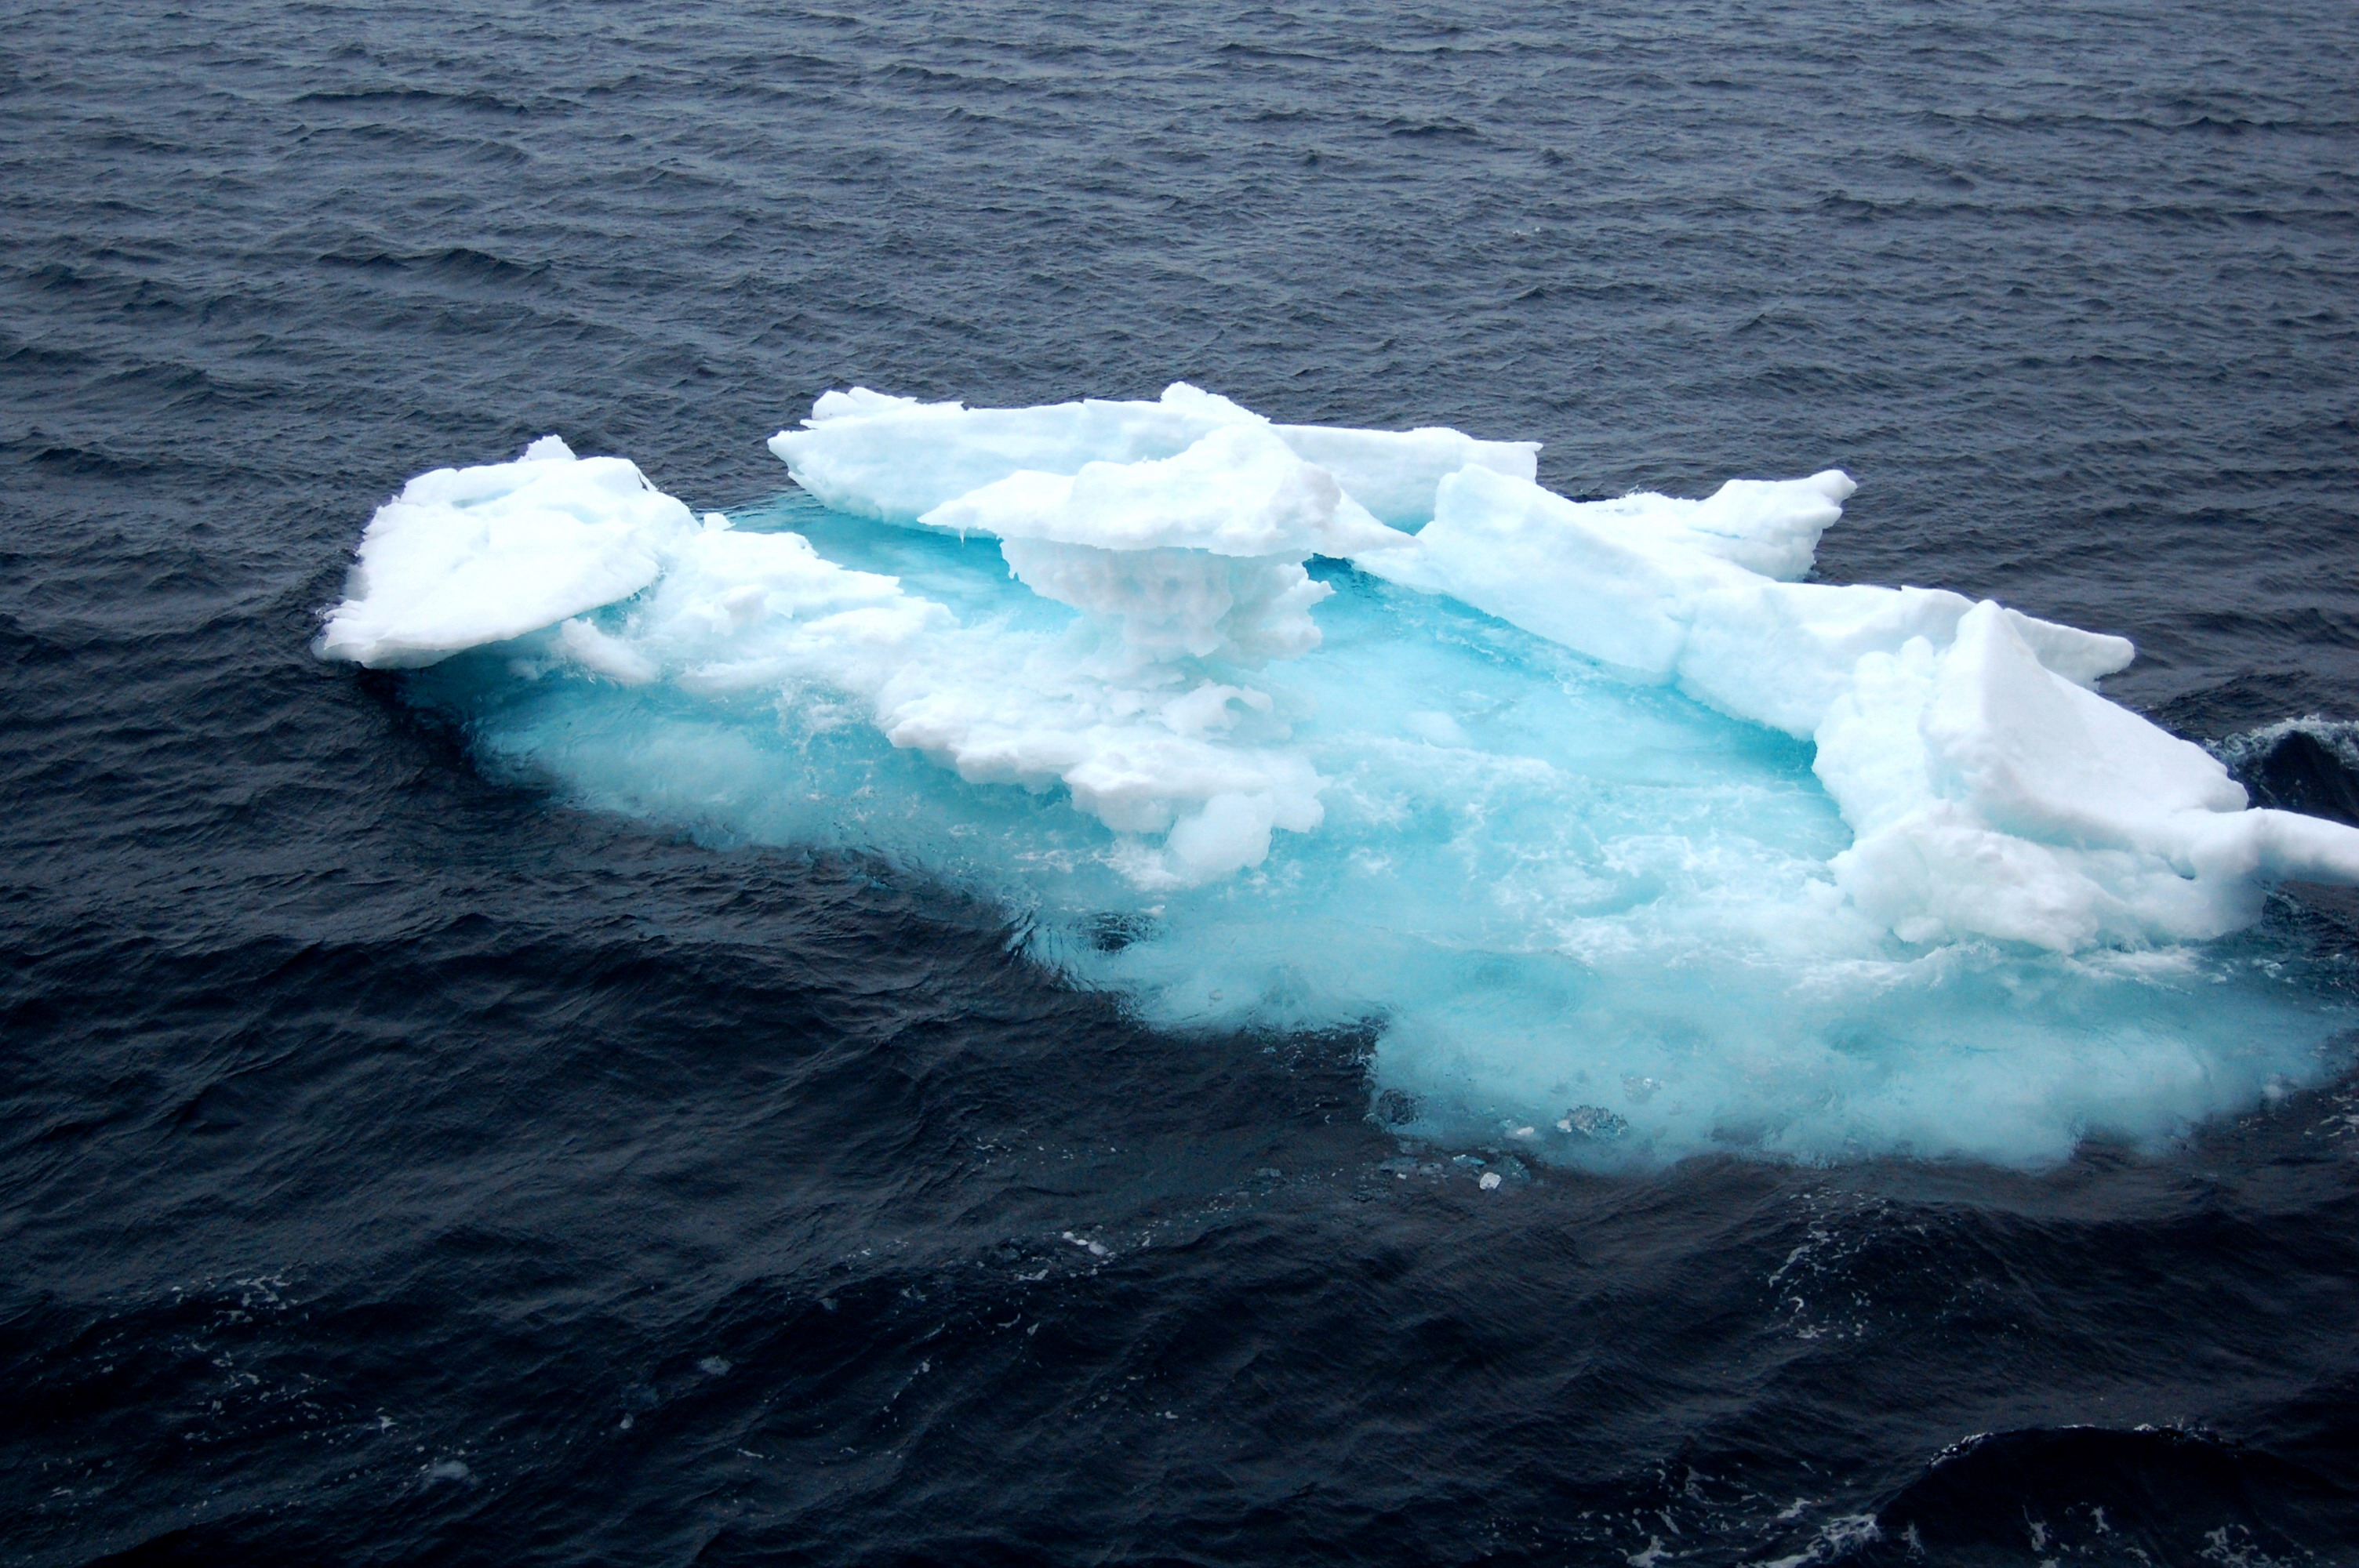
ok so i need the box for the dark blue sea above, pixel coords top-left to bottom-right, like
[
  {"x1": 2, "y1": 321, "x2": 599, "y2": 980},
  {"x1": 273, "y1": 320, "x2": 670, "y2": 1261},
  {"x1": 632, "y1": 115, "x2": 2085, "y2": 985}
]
[{"x1": 6, "y1": 2, "x2": 2359, "y2": 1563}]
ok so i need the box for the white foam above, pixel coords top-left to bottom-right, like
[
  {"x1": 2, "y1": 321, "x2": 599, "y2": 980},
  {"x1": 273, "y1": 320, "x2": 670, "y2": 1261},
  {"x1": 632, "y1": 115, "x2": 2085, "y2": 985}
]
[{"x1": 319, "y1": 395, "x2": 2359, "y2": 1167}]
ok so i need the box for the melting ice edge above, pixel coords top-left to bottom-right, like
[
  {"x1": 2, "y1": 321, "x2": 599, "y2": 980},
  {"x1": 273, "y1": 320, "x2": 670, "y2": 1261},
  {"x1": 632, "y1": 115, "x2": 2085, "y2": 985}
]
[{"x1": 317, "y1": 385, "x2": 2359, "y2": 1168}]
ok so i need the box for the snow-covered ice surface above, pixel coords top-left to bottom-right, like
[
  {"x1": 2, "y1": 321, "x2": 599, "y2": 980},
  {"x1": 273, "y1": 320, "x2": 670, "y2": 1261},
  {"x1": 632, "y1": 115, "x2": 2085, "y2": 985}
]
[{"x1": 322, "y1": 387, "x2": 2359, "y2": 1168}]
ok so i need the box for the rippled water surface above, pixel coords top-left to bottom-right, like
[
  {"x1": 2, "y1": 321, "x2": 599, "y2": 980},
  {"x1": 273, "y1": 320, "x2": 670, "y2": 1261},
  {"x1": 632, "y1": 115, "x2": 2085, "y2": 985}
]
[{"x1": 5, "y1": 2, "x2": 2358, "y2": 1563}]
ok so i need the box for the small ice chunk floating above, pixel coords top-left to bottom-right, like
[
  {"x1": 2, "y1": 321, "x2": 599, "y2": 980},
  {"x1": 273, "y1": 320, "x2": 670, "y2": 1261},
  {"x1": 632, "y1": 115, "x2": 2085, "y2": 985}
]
[{"x1": 317, "y1": 386, "x2": 2359, "y2": 1167}]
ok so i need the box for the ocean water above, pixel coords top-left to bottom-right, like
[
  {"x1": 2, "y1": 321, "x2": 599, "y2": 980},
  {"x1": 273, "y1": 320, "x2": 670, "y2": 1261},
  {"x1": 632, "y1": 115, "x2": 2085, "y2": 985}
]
[{"x1": 5, "y1": 2, "x2": 2359, "y2": 1563}]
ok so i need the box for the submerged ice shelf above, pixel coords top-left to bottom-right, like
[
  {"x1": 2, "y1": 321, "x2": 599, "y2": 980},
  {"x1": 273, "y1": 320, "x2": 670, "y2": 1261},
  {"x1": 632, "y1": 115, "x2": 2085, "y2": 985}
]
[{"x1": 318, "y1": 386, "x2": 2359, "y2": 1167}]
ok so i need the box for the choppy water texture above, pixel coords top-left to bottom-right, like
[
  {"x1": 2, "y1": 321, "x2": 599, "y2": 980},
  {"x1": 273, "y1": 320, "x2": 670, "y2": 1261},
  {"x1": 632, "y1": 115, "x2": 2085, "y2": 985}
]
[{"x1": 5, "y1": 2, "x2": 2359, "y2": 1563}]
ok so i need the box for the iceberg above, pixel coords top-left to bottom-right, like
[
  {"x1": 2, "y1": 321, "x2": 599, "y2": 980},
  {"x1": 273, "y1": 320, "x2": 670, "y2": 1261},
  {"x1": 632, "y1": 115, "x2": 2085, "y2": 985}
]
[{"x1": 317, "y1": 387, "x2": 2359, "y2": 1167}]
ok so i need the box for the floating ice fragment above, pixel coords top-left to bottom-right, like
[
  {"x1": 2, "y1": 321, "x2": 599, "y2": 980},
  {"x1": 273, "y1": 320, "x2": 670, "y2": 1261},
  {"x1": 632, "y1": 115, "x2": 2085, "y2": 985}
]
[
  {"x1": 319, "y1": 387, "x2": 2359, "y2": 1168},
  {"x1": 1478, "y1": 1171, "x2": 1503, "y2": 1190},
  {"x1": 317, "y1": 437, "x2": 696, "y2": 668}
]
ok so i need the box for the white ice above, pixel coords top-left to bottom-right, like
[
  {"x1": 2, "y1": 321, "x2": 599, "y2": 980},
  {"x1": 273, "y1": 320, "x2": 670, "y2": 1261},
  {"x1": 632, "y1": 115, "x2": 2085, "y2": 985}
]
[
  {"x1": 923, "y1": 420, "x2": 1406, "y2": 664},
  {"x1": 315, "y1": 437, "x2": 700, "y2": 669},
  {"x1": 769, "y1": 381, "x2": 1538, "y2": 530},
  {"x1": 1349, "y1": 461, "x2": 2359, "y2": 950},
  {"x1": 316, "y1": 391, "x2": 2359, "y2": 1167}
]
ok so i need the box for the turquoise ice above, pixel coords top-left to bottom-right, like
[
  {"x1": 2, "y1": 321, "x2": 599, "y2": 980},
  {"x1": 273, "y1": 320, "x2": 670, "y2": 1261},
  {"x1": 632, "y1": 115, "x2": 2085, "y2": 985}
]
[{"x1": 322, "y1": 390, "x2": 2359, "y2": 1168}]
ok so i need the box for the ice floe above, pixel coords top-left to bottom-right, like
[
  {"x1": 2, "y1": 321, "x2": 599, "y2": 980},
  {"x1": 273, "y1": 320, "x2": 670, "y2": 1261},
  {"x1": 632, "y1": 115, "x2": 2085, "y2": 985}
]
[{"x1": 315, "y1": 387, "x2": 2359, "y2": 1166}]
